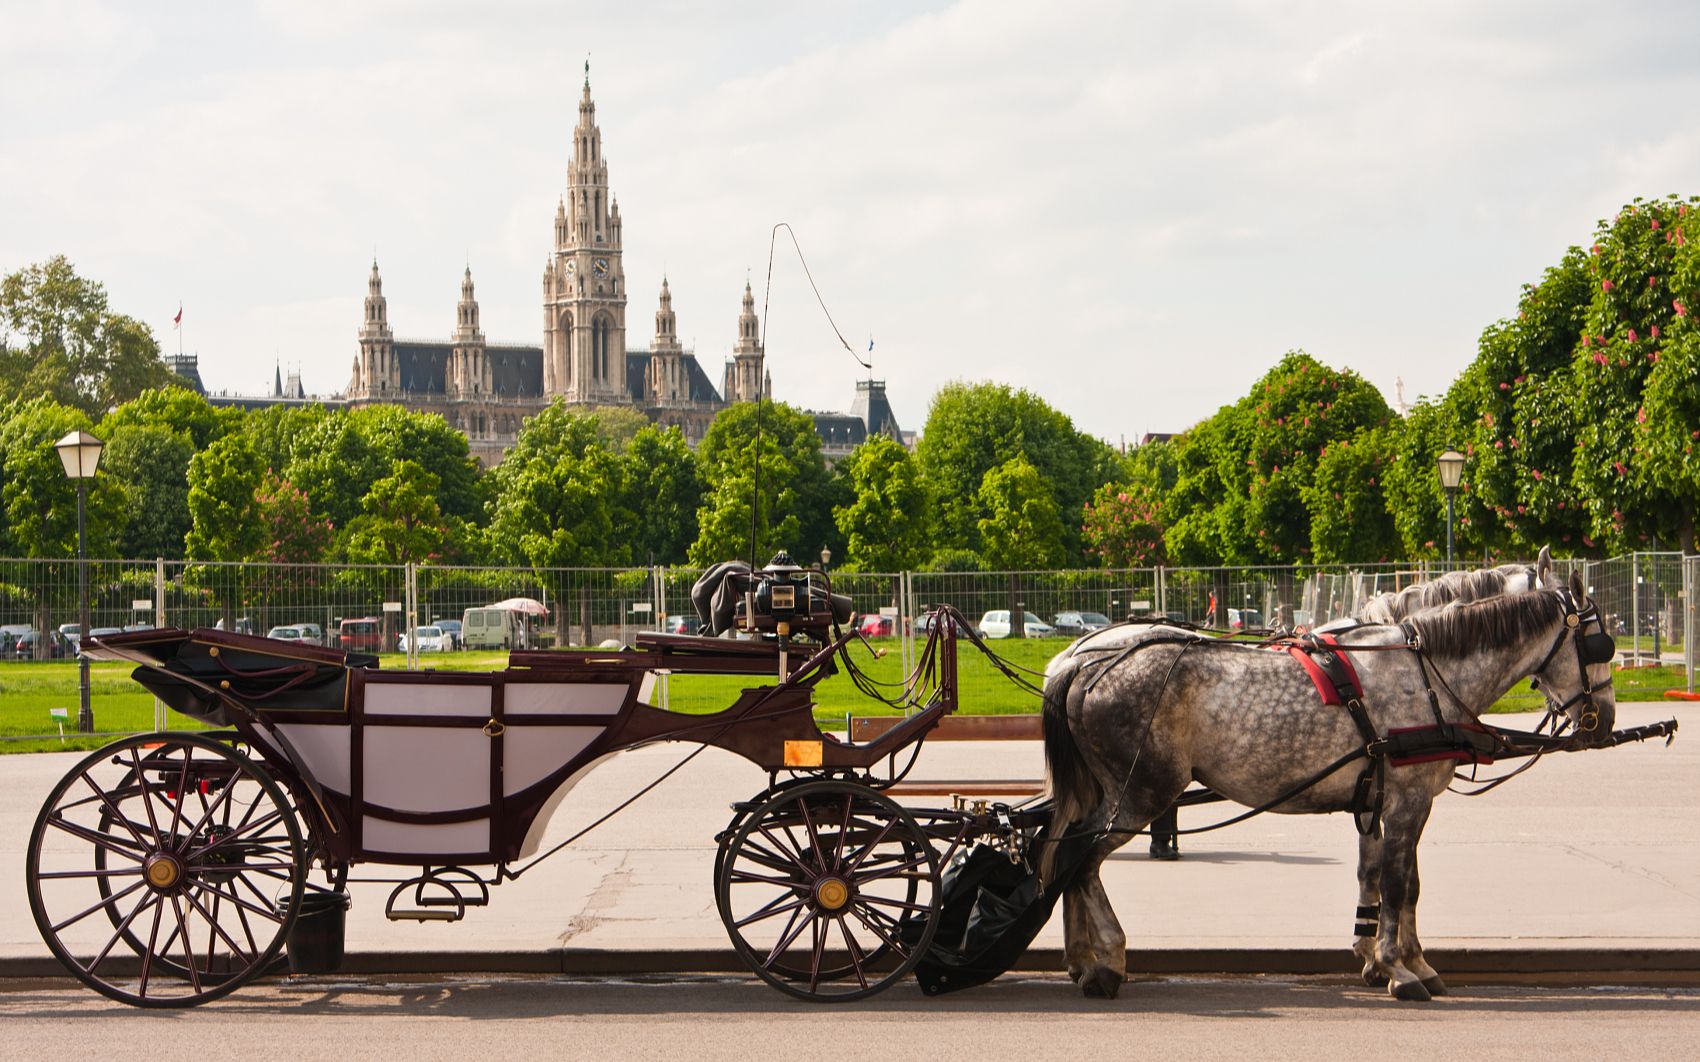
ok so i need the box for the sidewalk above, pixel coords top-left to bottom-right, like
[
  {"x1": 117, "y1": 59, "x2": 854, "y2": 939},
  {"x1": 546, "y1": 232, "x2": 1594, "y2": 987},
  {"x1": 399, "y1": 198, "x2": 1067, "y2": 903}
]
[{"x1": 2, "y1": 704, "x2": 1693, "y2": 979}]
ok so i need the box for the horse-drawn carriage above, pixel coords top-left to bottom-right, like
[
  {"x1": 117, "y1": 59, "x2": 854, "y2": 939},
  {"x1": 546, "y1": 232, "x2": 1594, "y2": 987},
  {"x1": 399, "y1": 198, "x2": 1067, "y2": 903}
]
[{"x1": 25, "y1": 552, "x2": 1676, "y2": 1007}]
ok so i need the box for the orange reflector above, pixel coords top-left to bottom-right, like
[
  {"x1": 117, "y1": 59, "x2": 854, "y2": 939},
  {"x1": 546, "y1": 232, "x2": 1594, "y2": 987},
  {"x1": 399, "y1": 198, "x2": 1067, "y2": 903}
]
[{"x1": 784, "y1": 740, "x2": 824, "y2": 767}]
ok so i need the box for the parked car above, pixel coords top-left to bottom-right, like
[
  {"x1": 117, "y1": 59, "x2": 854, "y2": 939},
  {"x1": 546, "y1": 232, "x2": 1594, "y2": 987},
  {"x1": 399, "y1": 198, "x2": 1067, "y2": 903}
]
[
  {"x1": 1052, "y1": 611, "x2": 1112, "y2": 637},
  {"x1": 978, "y1": 610, "x2": 1056, "y2": 638},
  {"x1": 659, "y1": 614, "x2": 694, "y2": 635},
  {"x1": 13, "y1": 629, "x2": 72, "y2": 660},
  {"x1": 461, "y1": 607, "x2": 528, "y2": 650},
  {"x1": 433, "y1": 619, "x2": 463, "y2": 649},
  {"x1": 296, "y1": 622, "x2": 326, "y2": 647},
  {"x1": 58, "y1": 622, "x2": 82, "y2": 648},
  {"x1": 338, "y1": 617, "x2": 383, "y2": 652},
  {"x1": 1227, "y1": 608, "x2": 1265, "y2": 631},
  {"x1": 856, "y1": 614, "x2": 901, "y2": 638},
  {"x1": 266, "y1": 625, "x2": 316, "y2": 644},
  {"x1": 400, "y1": 625, "x2": 449, "y2": 653},
  {"x1": 215, "y1": 616, "x2": 258, "y2": 636}
]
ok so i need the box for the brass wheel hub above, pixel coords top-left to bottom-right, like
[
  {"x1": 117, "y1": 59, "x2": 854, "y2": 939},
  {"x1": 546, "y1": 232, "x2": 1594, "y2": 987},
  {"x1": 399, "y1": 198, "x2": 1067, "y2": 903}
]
[
  {"x1": 143, "y1": 853, "x2": 183, "y2": 891},
  {"x1": 814, "y1": 876, "x2": 851, "y2": 911}
]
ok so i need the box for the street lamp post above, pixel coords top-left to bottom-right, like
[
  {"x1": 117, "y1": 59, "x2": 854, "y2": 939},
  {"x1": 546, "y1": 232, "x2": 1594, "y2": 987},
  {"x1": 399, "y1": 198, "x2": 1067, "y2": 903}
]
[
  {"x1": 819, "y1": 546, "x2": 831, "y2": 572},
  {"x1": 55, "y1": 431, "x2": 104, "y2": 734},
  {"x1": 1436, "y1": 449, "x2": 1466, "y2": 568}
]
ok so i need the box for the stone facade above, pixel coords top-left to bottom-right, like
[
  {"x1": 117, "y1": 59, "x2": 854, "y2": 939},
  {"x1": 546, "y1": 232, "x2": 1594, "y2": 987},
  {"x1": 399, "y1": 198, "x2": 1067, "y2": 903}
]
[{"x1": 341, "y1": 73, "x2": 755, "y2": 465}]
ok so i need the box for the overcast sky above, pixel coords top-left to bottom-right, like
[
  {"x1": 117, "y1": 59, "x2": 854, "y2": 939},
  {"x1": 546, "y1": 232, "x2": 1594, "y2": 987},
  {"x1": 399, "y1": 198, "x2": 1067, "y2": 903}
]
[{"x1": 4, "y1": 1, "x2": 1696, "y2": 444}]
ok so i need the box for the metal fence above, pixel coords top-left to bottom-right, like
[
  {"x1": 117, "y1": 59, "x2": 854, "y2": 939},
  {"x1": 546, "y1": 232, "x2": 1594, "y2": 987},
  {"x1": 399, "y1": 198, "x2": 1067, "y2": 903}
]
[{"x1": 0, "y1": 555, "x2": 1689, "y2": 693}]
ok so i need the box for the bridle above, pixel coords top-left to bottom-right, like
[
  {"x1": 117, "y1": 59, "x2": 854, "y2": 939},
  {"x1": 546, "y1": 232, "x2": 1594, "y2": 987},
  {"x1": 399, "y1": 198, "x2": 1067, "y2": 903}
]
[{"x1": 1527, "y1": 589, "x2": 1616, "y2": 733}]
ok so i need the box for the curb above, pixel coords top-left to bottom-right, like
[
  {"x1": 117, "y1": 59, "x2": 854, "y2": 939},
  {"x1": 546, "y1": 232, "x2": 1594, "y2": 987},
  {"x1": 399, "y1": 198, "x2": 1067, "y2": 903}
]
[{"x1": 7, "y1": 947, "x2": 1699, "y2": 982}]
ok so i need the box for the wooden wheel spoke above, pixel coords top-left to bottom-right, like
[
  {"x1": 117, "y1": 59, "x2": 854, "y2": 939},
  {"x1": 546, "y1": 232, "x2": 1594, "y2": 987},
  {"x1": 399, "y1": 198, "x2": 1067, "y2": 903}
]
[
  {"x1": 167, "y1": 746, "x2": 195, "y2": 843},
  {"x1": 49, "y1": 812, "x2": 149, "y2": 860},
  {"x1": 843, "y1": 817, "x2": 898, "y2": 873},
  {"x1": 807, "y1": 913, "x2": 827, "y2": 994},
  {"x1": 839, "y1": 918, "x2": 869, "y2": 990},
  {"x1": 87, "y1": 892, "x2": 158, "y2": 976},
  {"x1": 79, "y1": 772, "x2": 152, "y2": 851},
  {"x1": 859, "y1": 893, "x2": 932, "y2": 915},
  {"x1": 733, "y1": 894, "x2": 809, "y2": 930},
  {"x1": 831, "y1": 793, "x2": 853, "y2": 869},
  {"x1": 36, "y1": 866, "x2": 146, "y2": 881},
  {"x1": 851, "y1": 853, "x2": 931, "y2": 885},
  {"x1": 138, "y1": 891, "x2": 164, "y2": 998},
  {"x1": 730, "y1": 839, "x2": 810, "y2": 877},
  {"x1": 170, "y1": 895, "x2": 203, "y2": 992},
  {"x1": 849, "y1": 903, "x2": 910, "y2": 960},
  {"x1": 183, "y1": 885, "x2": 255, "y2": 967},
  {"x1": 797, "y1": 799, "x2": 826, "y2": 870},
  {"x1": 763, "y1": 907, "x2": 816, "y2": 968},
  {"x1": 126, "y1": 748, "x2": 166, "y2": 845},
  {"x1": 755, "y1": 823, "x2": 813, "y2": 873},
  {"x1": 50, "y1": 878, "x2": 148, "y2": 934},
  {"x1": 726, "y1": 868, "x2": 807, "y2": 889},
  {"x1": 188, "y1": 878, "x2": 285, "y2": 924},
  {"x1": 184, "y1": 808, "x2": 284, "y2": 863},
  {"x1": 177, "y1": 773, "x2": 244, "y2": 855}
]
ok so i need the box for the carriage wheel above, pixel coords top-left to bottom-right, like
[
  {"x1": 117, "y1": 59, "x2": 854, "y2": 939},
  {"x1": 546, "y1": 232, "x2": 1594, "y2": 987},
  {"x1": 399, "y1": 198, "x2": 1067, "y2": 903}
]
[
  {"x1": 27, "y1": 733, "x2": 306, "y2": 1007},
  {"x1": 715, "y1": 779, "x2": 941, "y2": 1002}
]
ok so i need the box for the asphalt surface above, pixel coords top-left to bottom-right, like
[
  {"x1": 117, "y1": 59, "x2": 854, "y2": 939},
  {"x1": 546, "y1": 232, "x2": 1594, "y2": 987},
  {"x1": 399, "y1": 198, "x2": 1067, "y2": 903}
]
[
  {"x1": 2, "y1": 703, "x2": 1694, "y2": 991},
  {"x1": 2, "y1": 974, "x2": 1697, "y2": 1061}
]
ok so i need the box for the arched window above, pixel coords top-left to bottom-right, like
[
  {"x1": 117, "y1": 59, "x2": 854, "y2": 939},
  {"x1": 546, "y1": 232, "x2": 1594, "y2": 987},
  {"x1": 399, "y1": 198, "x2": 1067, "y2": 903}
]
[{"x1": 592, "y1": 315, "x2": 611, "y2": 380}]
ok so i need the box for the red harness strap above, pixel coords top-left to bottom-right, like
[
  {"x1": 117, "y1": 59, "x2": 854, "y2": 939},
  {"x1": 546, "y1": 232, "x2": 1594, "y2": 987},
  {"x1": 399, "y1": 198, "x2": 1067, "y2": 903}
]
[{"x1": 1279, "y1": 632, "x2": 1364, "y2": 707}]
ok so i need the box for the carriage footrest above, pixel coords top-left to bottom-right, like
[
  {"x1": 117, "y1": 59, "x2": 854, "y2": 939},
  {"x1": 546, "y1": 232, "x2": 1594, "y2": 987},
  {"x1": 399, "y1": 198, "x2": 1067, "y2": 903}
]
[{"x1": 383, "y1": 867, "x2": 491, "y2": 923}]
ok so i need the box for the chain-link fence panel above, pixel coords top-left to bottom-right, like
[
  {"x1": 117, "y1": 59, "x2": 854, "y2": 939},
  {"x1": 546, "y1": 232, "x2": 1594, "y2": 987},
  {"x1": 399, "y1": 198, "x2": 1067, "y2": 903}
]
[
  {"x1": 160, "y1": 560, "x2": 408, "y2": 650},
  {"x1": 907, "y1": 569, "x2": 1158, "y2": 638},
  {"x1": 0, "y1": 558, "x2": 166, "y2": 661},
  {"x1": 416, "y1": 565, "x2": 657, "y2": 650}
]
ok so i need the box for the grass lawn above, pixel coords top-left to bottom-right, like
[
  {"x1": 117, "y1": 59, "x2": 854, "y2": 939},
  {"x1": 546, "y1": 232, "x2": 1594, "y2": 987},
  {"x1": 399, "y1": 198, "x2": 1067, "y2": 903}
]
[{"x1": 1, "y1": 640, "x2": 1686, "y2": 755}]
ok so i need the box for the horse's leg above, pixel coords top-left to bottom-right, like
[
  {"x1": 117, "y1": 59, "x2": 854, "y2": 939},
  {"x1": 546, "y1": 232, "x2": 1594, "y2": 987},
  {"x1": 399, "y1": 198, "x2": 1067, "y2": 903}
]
[
  {"x1": 1354, "y1": 831, "x2": 1390, "y2": 988},
  {"x1": 1063, "y1": 881, "x2": 1094, "y2": 985},
  {"x1": 1375, "y1": 787, "x2": 1434, "y2": 1001},
  {"x1": 1072, "y1": 846, "x2": 1128, "y2": 999},
  {"x1": 1392, "y1": 798, "x2": 1445, "y2": 996}
]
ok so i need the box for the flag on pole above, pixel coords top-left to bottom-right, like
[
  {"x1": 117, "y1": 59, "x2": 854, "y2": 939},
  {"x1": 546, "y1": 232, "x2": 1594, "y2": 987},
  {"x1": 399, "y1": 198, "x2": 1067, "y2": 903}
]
[{"x1": 173, "y1": 305, "x2": 183, "y2": 328}]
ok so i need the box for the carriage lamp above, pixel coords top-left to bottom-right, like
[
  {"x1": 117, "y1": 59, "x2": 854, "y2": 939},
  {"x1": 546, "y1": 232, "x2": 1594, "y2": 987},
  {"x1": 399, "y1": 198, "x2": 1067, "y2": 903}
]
[
  {"x1": 55, "y1": 430, "x2": 104, "y2": 733},
  {"x1": 1436, "y1": 449, "x2": 1465, "y2": 567}
]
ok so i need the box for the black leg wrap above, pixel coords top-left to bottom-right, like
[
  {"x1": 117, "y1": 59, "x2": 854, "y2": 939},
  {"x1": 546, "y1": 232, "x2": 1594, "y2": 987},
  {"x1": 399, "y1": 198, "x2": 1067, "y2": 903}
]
[
  {"x1": 1356, "y1": 905, "x2": 1378, "y2": 919},
  {"x1": 1354, "y1": 922, "x2": 1378, "y2": 937}
]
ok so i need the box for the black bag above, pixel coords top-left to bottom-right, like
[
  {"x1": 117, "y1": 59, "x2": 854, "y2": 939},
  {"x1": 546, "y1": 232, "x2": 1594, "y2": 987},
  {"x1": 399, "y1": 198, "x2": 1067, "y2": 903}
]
[{"x1": 912, "y1": 825, "x2": 1094, "y2": 995}]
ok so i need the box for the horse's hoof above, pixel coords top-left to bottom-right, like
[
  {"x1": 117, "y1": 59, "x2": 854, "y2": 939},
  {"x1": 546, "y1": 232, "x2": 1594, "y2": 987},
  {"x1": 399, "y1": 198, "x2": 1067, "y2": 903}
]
[
  {"x1": 1081, "y1": 968, "x2": 1124, "y2": 999},
  {"x1": 1361, "y1": 967, "x2": 1390, "y2": 989},
  {"x1": 1390, "y1": 979, "x2": 1433, "y2": 1002},
  {"x1": 1421, "y1": 975, "x2": 1449, "y2": 996}
]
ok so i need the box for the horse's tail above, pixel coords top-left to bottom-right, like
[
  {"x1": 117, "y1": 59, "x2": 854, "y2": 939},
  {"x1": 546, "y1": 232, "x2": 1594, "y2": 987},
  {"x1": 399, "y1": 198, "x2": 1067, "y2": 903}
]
[{"x1": 1039, "y1": 659, "x2": 1099, "y2": 885}]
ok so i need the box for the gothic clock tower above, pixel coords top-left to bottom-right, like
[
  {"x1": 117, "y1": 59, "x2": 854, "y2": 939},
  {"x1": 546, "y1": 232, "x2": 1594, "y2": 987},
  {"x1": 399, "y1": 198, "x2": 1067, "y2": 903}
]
[{"x1": 543, "y1": 64, "x2": 627, "y2": 402}]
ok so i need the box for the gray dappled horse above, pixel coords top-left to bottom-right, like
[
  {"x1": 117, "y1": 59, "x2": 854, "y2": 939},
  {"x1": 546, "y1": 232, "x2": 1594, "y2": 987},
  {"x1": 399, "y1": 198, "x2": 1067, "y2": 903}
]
[{"x1": 1039, "y1": 567, "x2": 1615, "y2": 1001}]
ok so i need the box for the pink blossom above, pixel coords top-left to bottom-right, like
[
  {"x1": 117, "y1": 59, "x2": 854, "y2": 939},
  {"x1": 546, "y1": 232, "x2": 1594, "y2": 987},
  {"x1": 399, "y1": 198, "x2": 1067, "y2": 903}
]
[
  {"x1": 1651, "y1": 325, "x2": 1661, "y2": 338},
  {"x1": 1629, "y1": 329, "x2": 1639, "y2": 342},
  {"x1": 1593, "y1": 352, "x2": 1609, "y2": 365},
  {"x1": 1531, "y1": 469, "x2": 1543, "y2": 480},
  {"x1": 1591, "y1": 243, "x2": 1602, "y2": 255},
  {"x1": 1649, "y1": 351, "x2": 1661, "y2": 363},
  {"x1": 1652, "y1": 219, "x2": 1661, "y2": 230},
  {"x1": 1617, "y1": 461, "x2": 1631, "y2": 476},
  {"x1": 1499, "y1": 382, "x2": 1510, "y2": 391},
  {"x1": 1601, "y1": 279, "x2": 1614, "y2": 292},
  {"x1": 1676, "y1": 300, "x2": 1689, "y2": 316}
]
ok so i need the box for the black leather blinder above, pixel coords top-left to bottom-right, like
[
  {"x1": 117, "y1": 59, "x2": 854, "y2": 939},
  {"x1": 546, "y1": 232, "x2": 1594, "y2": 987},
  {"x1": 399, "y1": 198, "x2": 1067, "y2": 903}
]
[{"x1": 1580, "y1": 632, "x2": 1616, "y2": 665}]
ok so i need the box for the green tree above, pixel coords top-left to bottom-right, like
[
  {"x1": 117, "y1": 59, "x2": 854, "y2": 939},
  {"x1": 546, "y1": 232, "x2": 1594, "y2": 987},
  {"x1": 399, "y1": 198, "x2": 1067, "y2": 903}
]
[
  {"x1": 342, "y1": 460, "x2": 449, "y2": 566},
  {"x1": 976, "y1": 455, "x2": 1065, "y2": 569},
  {"x1": 102, "y1": 426, "x2": 194, "y2": 558},
  {"x1": 620, "y1": 425, "x2": 702, "y2": 565},
  {"x1": 486, "y1": 405, "x2": 629, "y2": 569},
  {"x1": 0, "y1": 256, "x2": 175, "y2": 414},
  {"x1": 185, "y1": 433, "x2": 266, "y2": 562},
  {"x1": 832, "y1": 435, "x2": 931, "y2": 571},
  {"x1": 98, "y1": 386, "x2": 240, "y2": 451},
  {"x1": 244, "y1": 403, "x2": 330, "y2": 474},
  {"x1": 285, "y1": 406, "x2": 483, "y2": 532},
  {"x1": 1304, "y1": 428, "x2": 1400, "y2": 563},
  {"x1": 916, "y1": 381, "x2": 1117, "y2": 564},
  {"x1": 1081, "y1": 482, "x2": 1165, "y2": 567},
  {"x1": 691, "y1": 401, "x2": 836, "y2": 566}
]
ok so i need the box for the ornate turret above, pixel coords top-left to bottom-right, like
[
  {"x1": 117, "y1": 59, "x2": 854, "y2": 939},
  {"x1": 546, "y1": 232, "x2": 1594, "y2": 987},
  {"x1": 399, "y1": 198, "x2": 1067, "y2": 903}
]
[
  {"x1": 449, "y1": 267, "x2": 488, "y2": 398},
  {"x1": 352, "y1": 259, "x2": 396, "y2": 396},
  {"x1": 647, "y1": 277, "x2": 687, "y2": 403},
  {"x1": 729, "y1": 280, "x2": 764, "y2": 403}
]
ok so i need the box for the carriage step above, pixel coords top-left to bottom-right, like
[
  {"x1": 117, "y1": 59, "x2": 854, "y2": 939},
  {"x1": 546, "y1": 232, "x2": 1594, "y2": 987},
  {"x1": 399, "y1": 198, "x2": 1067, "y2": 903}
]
[{"x1": 387, "y1": 909, "x2": 461, "y2": 922}]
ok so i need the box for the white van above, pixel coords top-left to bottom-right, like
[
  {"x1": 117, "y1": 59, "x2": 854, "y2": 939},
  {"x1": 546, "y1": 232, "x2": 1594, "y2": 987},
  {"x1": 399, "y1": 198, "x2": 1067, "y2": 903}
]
[{"x1": 461, "y1": 607, "x2": 528, "y2": 650}]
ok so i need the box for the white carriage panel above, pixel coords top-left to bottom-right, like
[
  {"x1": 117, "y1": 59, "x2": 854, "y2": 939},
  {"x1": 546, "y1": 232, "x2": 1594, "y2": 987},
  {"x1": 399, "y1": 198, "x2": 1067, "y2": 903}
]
[
  {"x1": 362, "y1": 816, "x2": 490, "y2": 856},
  {"x1": 365, "y1": 681, "x2": 492, "y2": 717},
  {"x1": 363, "y1": 726, "x2": 490, "y2": 813},
  {"x1": 505, "y1": 681, "x2": 628, "y2": 716},
  {"x1": 274, "y1": 724, "x2": 351, "y2": 795},
  {"x1": 503, "y1": 725, "x2": 603, "y2": 796}
]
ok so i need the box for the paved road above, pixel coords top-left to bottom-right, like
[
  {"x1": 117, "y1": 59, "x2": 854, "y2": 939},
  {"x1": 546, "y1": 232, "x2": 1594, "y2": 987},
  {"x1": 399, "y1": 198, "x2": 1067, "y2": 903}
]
[{"x1": 3, "y1": 974, "x2": 1696, "y2": 1060}]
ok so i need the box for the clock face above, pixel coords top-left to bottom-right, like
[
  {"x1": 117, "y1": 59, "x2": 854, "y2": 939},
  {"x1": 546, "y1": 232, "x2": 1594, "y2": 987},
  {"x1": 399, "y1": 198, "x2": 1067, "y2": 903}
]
[
  {"x1": 593, "y1": 258, "x2": 609, "y2": 277},
  {"x1": 564, "y1": 259, "x2": 576, "y2": 274}
]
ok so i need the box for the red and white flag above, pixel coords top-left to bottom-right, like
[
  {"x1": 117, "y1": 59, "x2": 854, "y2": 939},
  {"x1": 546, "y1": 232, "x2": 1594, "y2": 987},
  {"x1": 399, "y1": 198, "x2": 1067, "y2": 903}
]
[{"x1": 173, "y1": 304, "x2": 183, "y2": 328}]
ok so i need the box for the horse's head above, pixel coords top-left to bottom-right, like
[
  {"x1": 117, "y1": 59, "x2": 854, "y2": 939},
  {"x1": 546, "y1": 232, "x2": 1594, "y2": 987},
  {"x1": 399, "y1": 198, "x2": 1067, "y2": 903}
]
[{"x1": 1529, "y1": 570, "x2": 1617, "y2": 740}]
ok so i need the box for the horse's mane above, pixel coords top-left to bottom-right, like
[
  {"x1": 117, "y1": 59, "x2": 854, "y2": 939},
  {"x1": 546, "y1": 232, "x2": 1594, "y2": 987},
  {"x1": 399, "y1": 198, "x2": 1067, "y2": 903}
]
[
  {"x1": 1404, "y1": 588, "x2": 1565, "y2": 660},
  {"x1": 1355, "y1": 564, "x2": 1537, "y2": 624}
]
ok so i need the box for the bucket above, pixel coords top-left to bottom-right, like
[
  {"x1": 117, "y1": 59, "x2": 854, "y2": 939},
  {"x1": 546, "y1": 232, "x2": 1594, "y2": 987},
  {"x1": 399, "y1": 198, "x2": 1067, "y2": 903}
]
[{"x1": 284, "y1": 889, "x2": 351, "y2": 974}]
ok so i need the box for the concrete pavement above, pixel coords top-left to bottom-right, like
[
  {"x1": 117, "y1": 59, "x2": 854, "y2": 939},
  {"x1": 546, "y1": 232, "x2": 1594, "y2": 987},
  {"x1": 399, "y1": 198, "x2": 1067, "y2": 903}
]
[{"x1": 1, "y1": 704, "x2": 1694, "y2": 982}]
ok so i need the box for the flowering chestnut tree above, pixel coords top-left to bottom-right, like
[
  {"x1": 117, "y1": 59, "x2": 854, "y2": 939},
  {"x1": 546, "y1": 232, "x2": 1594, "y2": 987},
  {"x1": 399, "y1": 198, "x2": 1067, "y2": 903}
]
[{"x1": 1081, "y1": 483, "x2": 1165, "y2": 567}]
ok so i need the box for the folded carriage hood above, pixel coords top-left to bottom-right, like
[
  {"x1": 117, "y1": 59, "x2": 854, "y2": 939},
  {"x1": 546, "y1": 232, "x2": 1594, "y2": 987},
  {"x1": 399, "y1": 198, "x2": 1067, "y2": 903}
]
[{"x1": 82, "y1": 627, "x2": 377, "y2": 724}]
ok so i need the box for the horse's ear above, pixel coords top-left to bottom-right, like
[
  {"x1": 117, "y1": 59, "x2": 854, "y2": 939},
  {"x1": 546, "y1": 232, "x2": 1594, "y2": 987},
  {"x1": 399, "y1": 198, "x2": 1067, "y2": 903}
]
[
  {"x1": 1569, "y1": 569, "x2": 1586, "y2": 601},
  {"x1": 1536, "y1": 545, "x2": 1552, "y2": 588}
]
